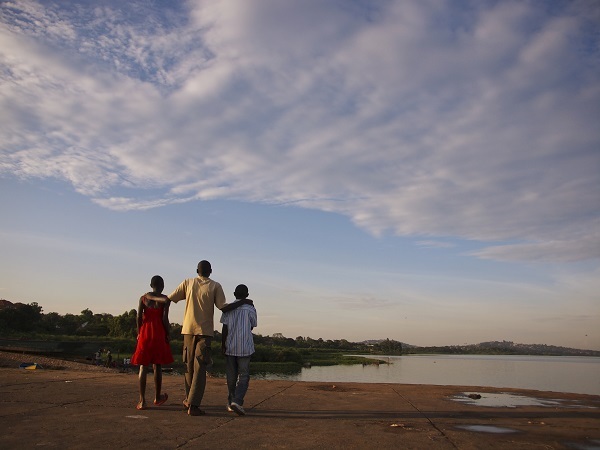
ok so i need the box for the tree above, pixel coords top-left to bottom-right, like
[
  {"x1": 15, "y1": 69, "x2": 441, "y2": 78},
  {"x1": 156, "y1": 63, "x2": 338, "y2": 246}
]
[
  {"x1": 171, "y1": 323, "x2": 183, "y2": 337},
  {"x1": 0, "y1": 302, "x2": 43, "y2": 332},
  {"x1": 374, "y1": 338, "x2": 402, "y2": 355},
  {"x1": 80, "y1": 308, "x2": 94, "y2": 322},
  {"x1": 41, "y1": 312, "x2": 62, "y2": 333},
  {"x1": 109, "y1": 309, "x2": 137, "y2": 338},
  {"x1": 59, "y1": 314, "x2": 80, "y2": 335}
]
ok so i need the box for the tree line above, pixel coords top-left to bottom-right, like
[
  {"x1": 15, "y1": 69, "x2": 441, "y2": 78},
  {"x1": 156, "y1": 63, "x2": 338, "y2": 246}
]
[
  {"x1": 0, "y1": 301, "x2": 182, "y2": 339},
  {"x1": 2, "y1": 301, "x2": 593, "y2": 357},
  {"x1": 0, "y1": 300, "x2": 402, "y2": 354}
]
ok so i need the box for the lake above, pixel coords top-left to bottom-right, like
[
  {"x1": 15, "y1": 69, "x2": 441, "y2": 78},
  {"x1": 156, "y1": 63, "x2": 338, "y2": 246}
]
[{"x1": 255, "y1": 354, "x2": 600, "y2": 396}]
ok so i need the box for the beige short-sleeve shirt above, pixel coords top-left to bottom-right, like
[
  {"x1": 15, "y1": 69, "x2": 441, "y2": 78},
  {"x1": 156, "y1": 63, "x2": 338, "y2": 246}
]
[{"x1": 168, "y1": 276, "x2": 226, "y2": 336}]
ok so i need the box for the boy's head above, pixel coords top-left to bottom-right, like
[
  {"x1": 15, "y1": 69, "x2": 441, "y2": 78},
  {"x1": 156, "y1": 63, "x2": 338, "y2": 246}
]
[
  {"x1": 150, "y1": 275, "x2": 164, "y2": 292},
  {"x1": 234, "y1": 284, "x2": 249, "y2": 299},
  {"x1": 197, "y1": 260, "x2": 212, "y2": 277}
]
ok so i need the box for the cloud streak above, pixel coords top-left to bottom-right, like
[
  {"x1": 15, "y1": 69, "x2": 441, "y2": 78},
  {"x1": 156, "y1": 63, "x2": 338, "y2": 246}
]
[{"x1": 1, "y1": 0, "x2": 599, "y2": 262}]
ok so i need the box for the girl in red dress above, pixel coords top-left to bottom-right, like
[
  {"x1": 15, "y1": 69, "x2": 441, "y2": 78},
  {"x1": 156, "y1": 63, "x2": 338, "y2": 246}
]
[{"x1": 131, "y1": 275, "x2": 174, "y2": 410}]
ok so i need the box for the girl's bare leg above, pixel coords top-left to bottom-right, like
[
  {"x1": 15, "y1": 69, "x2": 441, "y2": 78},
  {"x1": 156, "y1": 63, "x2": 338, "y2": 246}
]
[
  {"x1": 153, "y1": 364, "x2": 163, "y2": 403},
  {"x1": 138, "y1": 365, "x2": 148, "y2": 409}
]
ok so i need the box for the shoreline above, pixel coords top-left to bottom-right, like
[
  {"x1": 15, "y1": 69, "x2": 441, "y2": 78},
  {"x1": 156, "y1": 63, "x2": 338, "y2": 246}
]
[
  {"x1": 0, "y1": 349, "x2": 114, "y2": 373},
  {"x1": 1, "y1": 349, "x2": 599, "y2": 397}
]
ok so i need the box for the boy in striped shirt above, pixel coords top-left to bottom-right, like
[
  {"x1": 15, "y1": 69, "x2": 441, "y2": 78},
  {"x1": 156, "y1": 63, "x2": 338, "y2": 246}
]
[{"x1": 220, "y1": 284, "x2": 257, "y2": 415}]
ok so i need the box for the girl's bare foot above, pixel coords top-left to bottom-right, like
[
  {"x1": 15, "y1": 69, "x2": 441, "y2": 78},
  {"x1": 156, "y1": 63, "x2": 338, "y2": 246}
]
[
  {"x1": 154, "y1": 393, "x2": 168, "y2": 406},
  {"x1": 136, "y1": 400, "x2": 146, "y2": 410}
]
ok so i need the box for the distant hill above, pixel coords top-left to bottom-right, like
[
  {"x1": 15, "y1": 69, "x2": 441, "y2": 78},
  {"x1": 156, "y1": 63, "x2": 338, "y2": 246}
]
[
  {"x1": 466, "y1": 340, "x2": 600, "y2": 357},
  {"x1": 381, "y1": 340, "x2": 600, "y2": 357}
]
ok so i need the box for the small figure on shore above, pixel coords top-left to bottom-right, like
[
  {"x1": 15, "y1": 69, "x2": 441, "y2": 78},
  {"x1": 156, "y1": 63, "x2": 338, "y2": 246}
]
[
  {"x1": 105, "y1": 349, "x2": 112, "y2": 368},
  {"x1": 130, "y1": 275, "x2": 174, "y2": 410},
  {"x1": 220, "y1": 284, "x2": 257, "y2": 416}
]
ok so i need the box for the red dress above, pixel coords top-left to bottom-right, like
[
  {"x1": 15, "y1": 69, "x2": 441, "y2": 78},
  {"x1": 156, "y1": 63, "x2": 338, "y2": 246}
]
[{"x1": 131, "y1": 297, "x2": 174, "y2": 366}]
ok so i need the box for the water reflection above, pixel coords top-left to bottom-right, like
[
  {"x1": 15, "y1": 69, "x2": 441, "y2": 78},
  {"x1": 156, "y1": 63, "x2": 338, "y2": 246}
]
[
  {"x1": 456, "y1": 425, "x2": 518, "y2": 434},
  {"x1": 452, "y1": 392, "x2": 561, "y2": 408},
  {"x1": 253, "y1": 355, "x2": 600, "y2": 395}
]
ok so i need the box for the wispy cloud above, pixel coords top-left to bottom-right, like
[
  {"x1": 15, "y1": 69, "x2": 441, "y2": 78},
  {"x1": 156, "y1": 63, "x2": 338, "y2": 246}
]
[
  {"x1": 1, "y1": 0, "x2": 598, "y2": 262},
  {"x1": 472, "y1": 231, "x2": 600, "y2": 263},
  {"x1": 416, "y1": 240, "x2": 456, "y2": 249},
  {"x1": 331, "y1": 296, "x2": 398, "y2": 311}
]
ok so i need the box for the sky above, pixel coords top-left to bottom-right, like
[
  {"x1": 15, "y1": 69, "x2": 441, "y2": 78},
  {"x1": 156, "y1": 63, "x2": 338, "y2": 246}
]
[{"x1": 1, "y1": 0, "x2": 599, "y2": 350}]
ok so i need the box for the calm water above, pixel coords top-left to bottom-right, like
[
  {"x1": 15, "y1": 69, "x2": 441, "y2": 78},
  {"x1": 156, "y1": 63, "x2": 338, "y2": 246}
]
[{"x1": 256, "y1": 355, "x2": 600, "y2": 396}]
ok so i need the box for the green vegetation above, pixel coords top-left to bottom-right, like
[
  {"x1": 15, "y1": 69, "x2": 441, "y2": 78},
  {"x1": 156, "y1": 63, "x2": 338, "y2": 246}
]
[
  {"x1": 0, "y1": 301, "x2": 392, "y2": 371},
  {"x1": 208, "y1": 344, "x2": 384, "y2": 376}
]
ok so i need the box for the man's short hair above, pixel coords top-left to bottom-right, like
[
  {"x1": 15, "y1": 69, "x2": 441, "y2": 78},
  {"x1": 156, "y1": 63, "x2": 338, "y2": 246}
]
[{"x1": 197, "y1": 260, "x2": 212, "y2": 277}]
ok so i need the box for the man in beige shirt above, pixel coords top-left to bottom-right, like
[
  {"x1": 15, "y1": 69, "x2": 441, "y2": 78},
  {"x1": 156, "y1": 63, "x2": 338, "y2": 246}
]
[{"x1": 167, "y1": 260, "x2": 225, "y2": 415}]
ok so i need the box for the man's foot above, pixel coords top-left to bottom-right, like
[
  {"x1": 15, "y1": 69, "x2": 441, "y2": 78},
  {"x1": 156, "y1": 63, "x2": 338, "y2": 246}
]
[
  {"x1": 136, "y1": 401, "x2": 146, "y2": 410},
  {"x1": 188, "y1": 406, "x2": 206, "y2": 416},
  {"x1": 226, "y1": 404, "x2": 234, "y2": 412},
  {"x1": 230, "y1": 402, "x2": 245, "y2": 416},
  {"x1": 183, "y1": 399, "x2": 190, "y2": 409},
  {"x1": 154, "y1": 393, "x2": 168, "y2": 406}
]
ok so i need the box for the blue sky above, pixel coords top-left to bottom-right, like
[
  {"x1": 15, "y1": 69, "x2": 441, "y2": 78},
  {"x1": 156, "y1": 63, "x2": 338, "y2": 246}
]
[{"x1": 1, "y1": 0, "x2": 599, "y2": 349}]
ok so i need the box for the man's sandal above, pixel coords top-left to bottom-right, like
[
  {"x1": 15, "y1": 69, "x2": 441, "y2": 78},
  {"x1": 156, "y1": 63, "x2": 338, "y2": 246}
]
[{"x1": 188, "y1": 406, "x2": 206, "y2": 416}]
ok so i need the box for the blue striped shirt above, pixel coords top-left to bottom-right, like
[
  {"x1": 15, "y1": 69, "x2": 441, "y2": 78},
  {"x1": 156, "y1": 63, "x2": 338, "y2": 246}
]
[{"x1": 220, "y1": 301, "x2": 257, "y2": 357}]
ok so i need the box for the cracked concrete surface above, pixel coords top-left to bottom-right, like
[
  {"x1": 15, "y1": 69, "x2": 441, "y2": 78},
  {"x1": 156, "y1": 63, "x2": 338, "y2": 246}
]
[{"x1": 1, "y1": 367, "x2": 599, "y2": 449}]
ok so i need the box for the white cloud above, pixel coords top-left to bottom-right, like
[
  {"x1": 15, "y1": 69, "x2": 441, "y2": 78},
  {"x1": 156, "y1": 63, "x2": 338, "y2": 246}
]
[
  {"x1": 1, "y1": 0, "x2": 599, "y2": 262},
  {"x1": 473, "y1": 230, "x2": 600, "y2": 263}
]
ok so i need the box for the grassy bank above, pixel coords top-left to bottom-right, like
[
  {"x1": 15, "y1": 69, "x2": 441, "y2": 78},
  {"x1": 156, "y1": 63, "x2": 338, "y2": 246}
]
[{"x1": 0, "y1": 336, "x2": 385, "y2": 374}]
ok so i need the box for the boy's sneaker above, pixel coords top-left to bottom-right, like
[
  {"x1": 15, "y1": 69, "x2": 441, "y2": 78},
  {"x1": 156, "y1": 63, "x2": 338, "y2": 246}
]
[
  {"x1": 226, "y1": 404, "x2": 234, "y2": 412},
  {"x1": 230, "y1": 402, "x2": 245, "y2": 416}
]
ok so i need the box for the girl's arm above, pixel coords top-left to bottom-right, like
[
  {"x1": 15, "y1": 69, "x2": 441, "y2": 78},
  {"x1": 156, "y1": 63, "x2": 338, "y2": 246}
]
[
  {"x1": 162, "y1": 300, "x2": 171, "y2": 342},
  {"x1": 136, "y1": 296, "x2": 145, "y2": 336}
]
